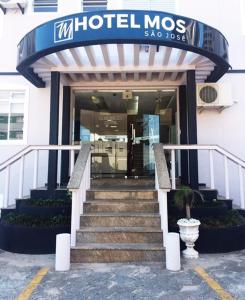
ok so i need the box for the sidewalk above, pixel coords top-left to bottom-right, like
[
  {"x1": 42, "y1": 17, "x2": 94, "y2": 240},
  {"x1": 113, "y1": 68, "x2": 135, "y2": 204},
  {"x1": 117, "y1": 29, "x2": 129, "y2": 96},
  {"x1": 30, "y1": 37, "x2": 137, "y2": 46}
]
[{"x1": 0, "y1": 249, "x2": 244, "y2": 299}]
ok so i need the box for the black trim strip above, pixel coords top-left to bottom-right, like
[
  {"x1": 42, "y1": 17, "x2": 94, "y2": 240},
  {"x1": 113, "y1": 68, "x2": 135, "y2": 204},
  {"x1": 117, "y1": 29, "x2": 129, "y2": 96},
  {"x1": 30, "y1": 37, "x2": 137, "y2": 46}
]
[
  {"x1": 0, "y1": 4, "x2": 6, "y2": 14},
  {"x1": 17, "y1": 3, "x2": 25, "y2": 15},
  {"x1": 0, "y1": 72, "x2": 21, "y2": 75},
  {"x1": 227, "y1": 70, "x2": 245, "y2": 74}
]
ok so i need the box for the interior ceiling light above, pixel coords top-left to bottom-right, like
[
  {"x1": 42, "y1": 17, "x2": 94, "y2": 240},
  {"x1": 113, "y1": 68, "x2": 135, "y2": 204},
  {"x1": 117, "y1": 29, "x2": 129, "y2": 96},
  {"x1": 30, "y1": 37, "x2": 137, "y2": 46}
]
[
  {"x1": 91, "y1": 96, "x2": 101, "y2": 104},
  {"x1": 127, "y1": 96, "x2": 139, "y2": 115},
  {"x1": 161, "y1": 89, "x2": 176, "y2": 93}
]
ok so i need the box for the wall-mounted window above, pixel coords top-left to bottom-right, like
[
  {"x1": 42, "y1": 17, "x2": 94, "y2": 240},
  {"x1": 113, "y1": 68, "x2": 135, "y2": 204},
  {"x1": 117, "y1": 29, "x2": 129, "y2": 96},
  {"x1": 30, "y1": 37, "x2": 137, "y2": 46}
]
[
  {"x1": 33, "y1": 0, "x2": 58, "y2": 12},
  {"x1": 83, "y1": 0, "x2": 107, "y2": 12},
  {"x1": 0, "y1": 90, "x2": 27, "y2": 143}
]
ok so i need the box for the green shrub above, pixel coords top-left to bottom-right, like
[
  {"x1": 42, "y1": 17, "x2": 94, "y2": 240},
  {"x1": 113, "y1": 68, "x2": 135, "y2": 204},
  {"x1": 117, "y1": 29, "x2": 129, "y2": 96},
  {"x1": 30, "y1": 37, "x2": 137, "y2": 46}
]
[
  {"x1": 22, "y1": 198, "x2": 71, "y2": 207},
  {"x1": 1, "y1": 212, "x2": 71, "y2": 228},
  {"x1": 201, "y1": 210, "x2": 245, "y2": 229},
  {"x1": 169, "y1": 210, "x2": 245, "y2": 229}
]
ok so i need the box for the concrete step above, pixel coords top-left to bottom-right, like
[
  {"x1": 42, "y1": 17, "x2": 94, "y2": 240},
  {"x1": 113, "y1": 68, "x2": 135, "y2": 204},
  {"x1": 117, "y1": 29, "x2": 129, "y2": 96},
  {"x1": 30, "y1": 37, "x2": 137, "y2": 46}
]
[
  {"x1": 87, "y1": 190, "x2": 157, "y2": 200},
  {"x1": 83, "y1": 201, "x2": 159, "y2": 213},
  {"x1": 86, "y1": 198, "x2": 158, "y2": 203},
  {"x1": 76, "y1": 227, "x2": 163, "y2": 244},
  {"x1": 80, "y1": 213, "x2": 161, "y2": 227},
  {"x1": 91, "y1": 178, "x2": 155, "y2": 189},
  {"x1": 71, "y1": 243, "x2": 164, "y2": 263}
]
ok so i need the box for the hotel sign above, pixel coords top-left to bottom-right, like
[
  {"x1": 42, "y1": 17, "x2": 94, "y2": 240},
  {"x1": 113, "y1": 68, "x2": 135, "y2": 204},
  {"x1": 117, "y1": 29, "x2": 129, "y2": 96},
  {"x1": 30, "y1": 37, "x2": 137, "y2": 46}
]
[
  {"x1": 54, "y1": 12, "x2": 187, "y2": 44},
  {"x1": 17, "y1": 10, "x2": 230, "y2": 87}
]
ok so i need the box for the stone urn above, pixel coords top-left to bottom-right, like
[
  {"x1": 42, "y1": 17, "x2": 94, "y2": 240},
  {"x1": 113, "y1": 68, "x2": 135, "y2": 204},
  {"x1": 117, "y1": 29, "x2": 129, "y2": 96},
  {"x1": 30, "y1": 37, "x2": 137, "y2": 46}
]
[{"x1": 177, "y1": 218, "x2": 201, "y2": 259}]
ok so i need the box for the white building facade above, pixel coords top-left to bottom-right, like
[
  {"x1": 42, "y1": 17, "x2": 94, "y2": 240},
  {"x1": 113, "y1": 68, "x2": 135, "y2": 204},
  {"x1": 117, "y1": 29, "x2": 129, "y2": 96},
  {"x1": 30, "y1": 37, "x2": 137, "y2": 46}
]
[{"x1": 0, "y1": 0, "x2": 244, "y2": 208}]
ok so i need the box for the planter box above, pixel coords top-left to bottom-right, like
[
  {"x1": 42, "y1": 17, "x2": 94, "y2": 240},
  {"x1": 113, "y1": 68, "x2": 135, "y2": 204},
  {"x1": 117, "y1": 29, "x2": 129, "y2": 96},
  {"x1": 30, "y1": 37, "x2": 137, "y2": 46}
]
[
  {"x1": 191, "y1": 204, "x2": 228, "y2": 218},
  {"x1": 195, "y1": 225, "x2": 245, "y2": 253},
  {"x1": 216, "y1": 199, "x2": 233, "y2": 210},
  {"x1": 16, "y1": 200, "x2": 71, "y2": 217},
  {"x1": 168, "y1": 203, "x2": 227, "y2": 219},
  {"x1": 0, "y1": 223, "x2": 70, "y2": 254}
]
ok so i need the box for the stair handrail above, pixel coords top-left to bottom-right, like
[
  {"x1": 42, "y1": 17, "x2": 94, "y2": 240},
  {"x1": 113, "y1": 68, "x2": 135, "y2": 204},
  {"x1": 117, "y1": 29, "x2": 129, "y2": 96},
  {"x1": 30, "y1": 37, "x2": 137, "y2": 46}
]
[
  {"x1": 153, "y1": 143, "x2": 171, "y2": 189},
  {"x1": 0, "y1": 145, "x2": 81, "y2": 172},
  {"x1": 0, "y1": 145, "x2": 81, "y2": 208},
  {"x1": 68, "y1": 143, "x2": 91, "y2": 247},
  {"x1": 162, "y1": 144, "x2": 245, "y2": 168},
  {"x1": 163, "y1": 144, "x2": 245, "y2": 209},
  {"x1": 153, "y1": 143, "x2": 171, "y2": 248}
]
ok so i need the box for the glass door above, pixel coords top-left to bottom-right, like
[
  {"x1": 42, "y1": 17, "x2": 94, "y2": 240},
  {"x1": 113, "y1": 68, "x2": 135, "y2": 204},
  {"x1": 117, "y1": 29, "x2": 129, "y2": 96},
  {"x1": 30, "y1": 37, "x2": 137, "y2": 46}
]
[
  {"x1": 73, "y1": 89, "x2": 178, "y2": 179},
  {"x1": 127, "y1": 114, "x2": 160, "y2": 177}
]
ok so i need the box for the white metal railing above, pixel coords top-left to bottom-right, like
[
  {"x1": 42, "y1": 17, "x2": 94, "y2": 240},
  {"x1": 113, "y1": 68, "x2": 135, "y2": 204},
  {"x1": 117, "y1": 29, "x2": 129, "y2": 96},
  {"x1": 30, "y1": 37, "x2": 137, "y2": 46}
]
[
  {"x1": 67, "y1": 144, "x2": 91, "y2": 247},
  {"x1": 0, "y1": 145, "x2": 80, "y2": 208},
  {"x1": 153, "y1": 144, "x2": 171, "y2": 247},
  {"x1": 163, "y1": 144, "x2": 245, "y2": 209}
]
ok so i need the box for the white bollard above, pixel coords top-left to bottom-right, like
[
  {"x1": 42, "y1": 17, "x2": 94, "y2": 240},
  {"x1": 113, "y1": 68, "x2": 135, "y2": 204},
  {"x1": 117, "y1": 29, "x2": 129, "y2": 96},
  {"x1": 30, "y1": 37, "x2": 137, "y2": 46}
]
[
  {"x1": 55, "y1": 233, "x2": 71, "y2": 271},
  {"x1": 166, "y1": 232, "x2": 181, "y2": 271}
]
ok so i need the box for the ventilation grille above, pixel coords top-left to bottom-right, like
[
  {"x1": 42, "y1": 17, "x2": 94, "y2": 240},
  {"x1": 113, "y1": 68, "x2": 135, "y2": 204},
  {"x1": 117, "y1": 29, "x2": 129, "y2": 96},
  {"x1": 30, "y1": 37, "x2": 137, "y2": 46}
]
[
  {"x1": 33, "y1": 0, "x2": 57, "y2": 12},
  {"x1": 199, "y1": 86, "x2": 218, "y2": 104}
]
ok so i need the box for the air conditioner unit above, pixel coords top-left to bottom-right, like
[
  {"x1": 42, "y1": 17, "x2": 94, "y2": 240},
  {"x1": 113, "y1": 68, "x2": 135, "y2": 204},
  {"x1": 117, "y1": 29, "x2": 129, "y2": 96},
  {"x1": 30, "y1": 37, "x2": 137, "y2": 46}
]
[
  {"x1": 0, "y1": 0, "x2": 27, "y2": 9},
  {"x1": 196, "y1": 83, "x2": 233, "y2": 108}
]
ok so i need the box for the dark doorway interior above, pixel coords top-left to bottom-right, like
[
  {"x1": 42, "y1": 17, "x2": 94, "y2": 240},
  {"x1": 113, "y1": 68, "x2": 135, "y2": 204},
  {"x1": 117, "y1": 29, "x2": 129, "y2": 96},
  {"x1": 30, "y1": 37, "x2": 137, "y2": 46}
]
[{"x1": 73, "y1": 90, "x2": 178, "y2": 178}]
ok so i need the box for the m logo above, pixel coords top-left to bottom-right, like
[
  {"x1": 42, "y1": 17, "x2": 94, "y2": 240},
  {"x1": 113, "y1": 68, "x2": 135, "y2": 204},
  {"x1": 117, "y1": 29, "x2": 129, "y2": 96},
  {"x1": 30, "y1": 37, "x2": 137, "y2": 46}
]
[{"x1": 54, "y1": 19, "x2": 74, "y2": 43}]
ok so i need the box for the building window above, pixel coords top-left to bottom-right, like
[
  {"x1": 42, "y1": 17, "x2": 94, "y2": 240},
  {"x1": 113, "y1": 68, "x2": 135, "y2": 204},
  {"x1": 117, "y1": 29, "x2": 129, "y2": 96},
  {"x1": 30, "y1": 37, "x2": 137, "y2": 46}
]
[
  {"x1": 0, "y1": 90, "x2": 26, "y2": 141},
  {"x1": 83, "y1": 0, "x2": 107, "y2": 12},
  {"x1": 33, "y1": 0, "x2": 58, "y2": 12}
]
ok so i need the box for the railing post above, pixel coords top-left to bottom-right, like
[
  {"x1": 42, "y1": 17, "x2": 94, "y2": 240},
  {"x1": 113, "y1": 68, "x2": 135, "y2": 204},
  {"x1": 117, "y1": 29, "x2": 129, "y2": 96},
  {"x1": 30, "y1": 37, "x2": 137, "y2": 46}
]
[
  {"x1": 171, "y1": 149, "x2": 176, "y2": 189},
  {"x1": 18, "y1": 156, "x2": 24, "y2": 199},
  {"x1": 4, "y1": 166, "x2": 10, "y2": 208},
  {"x1": 239, "y1": 166, "x2": 245, "y2": 209},
  {"x1": 155, "y1": 165, "x2": 159, "y2": 189},
  {"x1": 224, "y1": 156, "x2": 230, "y2": 199},
  {"x1": 70, "y1": 150, "x2": 75, "y2": 176},
  {"x1": 70, "y1": 190, "x2": 80, "y2": 247},
  {"x1": 158, "y1": 189, "x2": 169, "y2": 247},
  {"x1": 87, "y1": 152, "x2": 91, "y2": 190},
  {"x1": 33, "y1": 150, "x2": 39, "y2": 189},
  {"x1": 209, "y1": 150, "x2": 215, "y2": 189}
]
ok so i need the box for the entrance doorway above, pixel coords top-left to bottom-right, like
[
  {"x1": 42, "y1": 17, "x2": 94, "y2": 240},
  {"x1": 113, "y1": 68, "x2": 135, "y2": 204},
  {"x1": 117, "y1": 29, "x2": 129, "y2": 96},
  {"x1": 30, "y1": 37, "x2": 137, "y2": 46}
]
[{"x1": 73, "y1": 89, "x2": 178, "y2": 178}]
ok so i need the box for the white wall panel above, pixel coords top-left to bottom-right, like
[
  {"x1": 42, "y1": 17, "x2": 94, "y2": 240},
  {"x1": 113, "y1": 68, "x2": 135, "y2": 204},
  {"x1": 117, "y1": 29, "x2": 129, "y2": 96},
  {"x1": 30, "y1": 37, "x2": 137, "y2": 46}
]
[{"x1": 120, "y1": 0, "x2": 176, "y2": 12}]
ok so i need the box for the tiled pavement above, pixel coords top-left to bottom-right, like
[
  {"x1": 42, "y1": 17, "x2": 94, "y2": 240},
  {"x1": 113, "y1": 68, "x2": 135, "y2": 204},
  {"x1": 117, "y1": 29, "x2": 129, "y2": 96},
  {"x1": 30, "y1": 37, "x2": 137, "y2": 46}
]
[{"x1": 1, "y1": 250, "x2": 245, "y2": 299}]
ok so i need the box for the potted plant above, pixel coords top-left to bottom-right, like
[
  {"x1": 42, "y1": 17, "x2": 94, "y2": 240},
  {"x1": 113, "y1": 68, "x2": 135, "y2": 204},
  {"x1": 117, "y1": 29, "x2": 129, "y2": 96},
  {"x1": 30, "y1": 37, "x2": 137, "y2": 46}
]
[{"x1": 174, "y1": 186, "x2": 204, "y2": 259}]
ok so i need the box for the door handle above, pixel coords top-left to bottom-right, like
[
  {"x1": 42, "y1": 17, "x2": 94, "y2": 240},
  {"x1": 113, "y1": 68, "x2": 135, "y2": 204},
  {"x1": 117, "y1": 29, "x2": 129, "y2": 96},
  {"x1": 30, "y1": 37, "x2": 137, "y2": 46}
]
[{"x1": 130, "y1": 124, "x2": 136, "y2": 144}]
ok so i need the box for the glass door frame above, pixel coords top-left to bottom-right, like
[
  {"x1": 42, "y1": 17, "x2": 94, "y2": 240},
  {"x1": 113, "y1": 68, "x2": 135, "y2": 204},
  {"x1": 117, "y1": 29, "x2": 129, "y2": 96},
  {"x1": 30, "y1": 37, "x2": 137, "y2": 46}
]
[{"x1": 69, "y1": 86, "x2": 181, "y2": 177}]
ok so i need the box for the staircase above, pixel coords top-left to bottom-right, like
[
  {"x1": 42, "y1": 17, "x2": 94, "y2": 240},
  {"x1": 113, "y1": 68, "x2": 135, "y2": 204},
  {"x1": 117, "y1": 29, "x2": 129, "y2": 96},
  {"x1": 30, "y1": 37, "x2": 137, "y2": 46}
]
[{"x1": 71, "y1": 180, "x2": 165, "y2": 263}]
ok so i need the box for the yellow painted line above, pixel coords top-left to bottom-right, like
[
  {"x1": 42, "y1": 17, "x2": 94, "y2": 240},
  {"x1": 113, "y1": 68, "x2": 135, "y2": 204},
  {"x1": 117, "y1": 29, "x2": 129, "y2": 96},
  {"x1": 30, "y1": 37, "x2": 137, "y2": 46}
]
[
  {"x1": 16, "y1": 267, "x2": 49, "y2": 300},
  {"x1": 195, "y1": 267, "x2": 235, "y2": 300}
]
